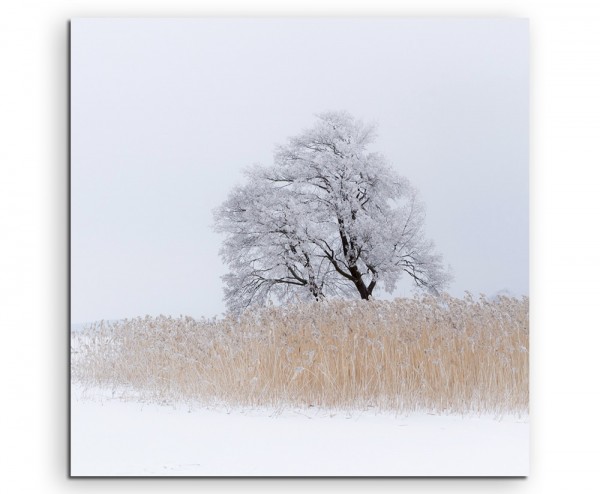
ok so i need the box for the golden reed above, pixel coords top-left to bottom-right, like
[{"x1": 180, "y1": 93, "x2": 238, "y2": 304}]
[{"x1": 72, "y1": 294, "x2": 528, "y2": 413}]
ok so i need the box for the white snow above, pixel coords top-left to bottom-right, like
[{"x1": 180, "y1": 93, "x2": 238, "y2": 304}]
[{"x1": 71, "y1": 388, "x2": 528, "y2": 476}]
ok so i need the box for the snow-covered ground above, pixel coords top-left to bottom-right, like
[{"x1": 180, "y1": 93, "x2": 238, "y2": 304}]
[{"x1": 71, "y1": 387, "x2": 528, "y2": 476}]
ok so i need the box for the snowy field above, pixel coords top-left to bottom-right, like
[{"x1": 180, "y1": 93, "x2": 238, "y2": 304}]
[{"x1": 71, "y1": 387, "x2": 528, "y2": 477}]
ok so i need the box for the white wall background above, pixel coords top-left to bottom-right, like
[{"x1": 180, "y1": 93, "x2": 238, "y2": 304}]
[{"x1": 1, "y1": 1, "x2": 600, "y2": 493}]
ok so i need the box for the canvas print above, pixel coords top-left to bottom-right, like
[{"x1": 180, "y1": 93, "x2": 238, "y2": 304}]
[{"x1": 70, "y1": 18, "x2": 529, "y2": 476}]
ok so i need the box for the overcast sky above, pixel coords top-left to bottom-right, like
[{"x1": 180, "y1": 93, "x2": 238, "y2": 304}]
[{"x1": 71, "y1": 18, "x2": 528, "y2": 323}]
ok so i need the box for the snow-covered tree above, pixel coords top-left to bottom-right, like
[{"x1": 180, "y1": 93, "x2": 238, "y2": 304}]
[{"x1": 214, "y1": 111, "x2": 451, "y2": 312}]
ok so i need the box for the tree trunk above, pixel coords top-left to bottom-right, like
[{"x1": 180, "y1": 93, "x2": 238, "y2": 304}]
[
  {"x1": 348, "y1": 264, "x2": 370, "y2": 299},
  {"x1": 308, "y1": 279, "x2": 325, "y2": 301}
]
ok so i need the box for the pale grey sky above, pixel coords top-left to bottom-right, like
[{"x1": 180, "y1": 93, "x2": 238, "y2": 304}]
[{"x1": 71, "y1": 18, "x2": 528, "y2": 323}]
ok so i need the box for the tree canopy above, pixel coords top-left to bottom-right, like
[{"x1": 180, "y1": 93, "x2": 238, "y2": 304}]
[{"x1": 214, "y1": 111, "x2": 451, "y2": 312}]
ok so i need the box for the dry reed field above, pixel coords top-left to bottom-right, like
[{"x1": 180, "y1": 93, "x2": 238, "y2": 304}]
[{"x1": 71, "y1": 294, "x2": 528, "y2": 414}]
